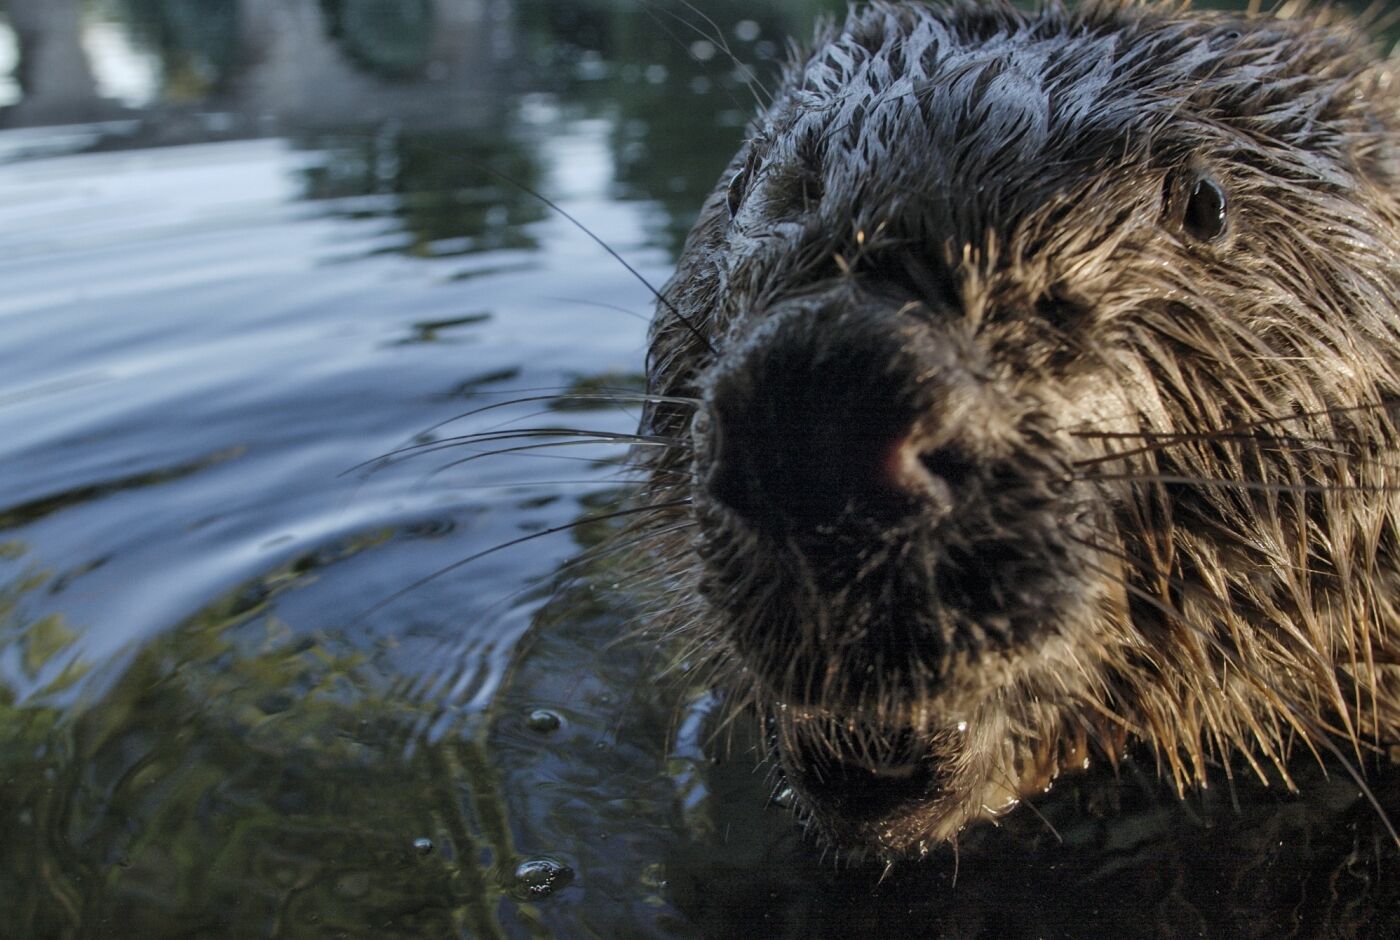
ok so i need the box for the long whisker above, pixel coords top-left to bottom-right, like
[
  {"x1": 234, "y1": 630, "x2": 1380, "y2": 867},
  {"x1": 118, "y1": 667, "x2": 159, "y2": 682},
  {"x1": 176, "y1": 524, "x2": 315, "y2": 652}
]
[
  {"x1": 383, "y1": 135, "x2": 718, "y2": 357},
  {"x1": 1072, "y1": 398, "x2": 1400, "y2": 445},
  {"x1": 423, "y1": 447, "x2": 639, "y2": 469},
  {"x1": 1072, "y1": 431, "x2": 1362, "y2": 470},
  {"x1": 421, "y1": 439, "x2": 671, "y2": 481},
  {"x1": 639, "y1": 0, "x2": 766, "y2": 112},
  {"x1": 420, "y1": 391, "x2": 698, "y2": 436},
  {"x1": 1078, "y1": 473, "x2": 1400, "y2": 494},
  {"x1": 454, "y1": 519, "x2": 698, "y2": 653},
  {"x1": 349, "y1": 427, "x2": 674, "y2": 475},
  {"x1": 540, "y1": 296, "x2": 654, "y2": 324},
  {"x1": 350, "y1": 499, "x2": 693, "y2": 625},
  {"x1": 460, "y1": 161, "x2": 718, "y2": 356}
]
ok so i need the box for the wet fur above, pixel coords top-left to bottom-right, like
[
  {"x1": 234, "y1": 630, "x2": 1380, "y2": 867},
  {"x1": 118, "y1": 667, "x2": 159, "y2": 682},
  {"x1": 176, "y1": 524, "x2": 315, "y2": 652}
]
[{"x1": 633, "y1": 0, "x2": 1400, "y2": 858}]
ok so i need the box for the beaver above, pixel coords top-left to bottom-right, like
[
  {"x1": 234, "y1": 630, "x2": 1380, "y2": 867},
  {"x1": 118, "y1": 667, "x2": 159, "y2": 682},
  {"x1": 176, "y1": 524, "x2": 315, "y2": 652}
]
[{"x1": 633, "y1": 0, "x2": 1400, "y2": 859}]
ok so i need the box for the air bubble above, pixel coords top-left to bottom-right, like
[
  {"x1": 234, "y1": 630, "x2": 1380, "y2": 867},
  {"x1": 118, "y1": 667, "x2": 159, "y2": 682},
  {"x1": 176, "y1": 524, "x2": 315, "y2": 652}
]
[
  {"x1": 514, "y1": 858, "x2": 574, "y2": 898},
  {"x1": 526, "y1": 709, "x2": 562, "y2": 733}
]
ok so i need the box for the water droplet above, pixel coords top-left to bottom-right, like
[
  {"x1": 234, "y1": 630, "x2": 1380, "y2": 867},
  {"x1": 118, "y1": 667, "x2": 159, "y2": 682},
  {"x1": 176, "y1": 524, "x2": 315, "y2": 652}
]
[
  {"x1": 514, "y1": 858, "x2": 573, "y2": 898},
  {"x1": 526, "y1": 709, "x2": 562, "y2": 733},
  {"x1": 734, "y1": 20, "x2": 761, "y2": 42}
]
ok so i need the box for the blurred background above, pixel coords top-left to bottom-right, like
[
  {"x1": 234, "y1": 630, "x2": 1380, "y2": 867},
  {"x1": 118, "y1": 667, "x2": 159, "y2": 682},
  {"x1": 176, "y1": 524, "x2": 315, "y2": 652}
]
[{"x1": 0, "y1": 2, "x2": 1396, "y2": 938}]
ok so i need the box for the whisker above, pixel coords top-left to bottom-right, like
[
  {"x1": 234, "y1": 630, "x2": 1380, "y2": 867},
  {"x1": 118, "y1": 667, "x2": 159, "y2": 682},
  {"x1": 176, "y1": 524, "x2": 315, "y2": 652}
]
[
  {"x1": 540, "y1": 295, "x2": 654, "y2": 324},
  {"x1": 384, "y1": 139, "x2": 718, "y2": 357},
  {"x1": 347, "y1": 427, "x2": 674, "y2": 476},
  {"x1": 430, "y1": 477, "x2": 637, "y2": 492},
  {"x1": 1072, "y1": 431, "x2": 1360, "y2": 470},
  {"x1": 422, "y1": 439, "x2": 671, "y2": 481},
  {"x1": 1294, "y1": 728, "x2": 1400, "y2": 846},
  {"x1": 350, "y1": 499, "x2": 693, "y2": 625},
  {"x1": 639, "y1": 0, "x2": 767, "y2": 112},
  {"x1": 432, "y1": 448, "x2": 636, "y2": 469},
  {"x1": 464, "y1": 163, "x2": 717, "y2": 357},
  {"x1": 457, "y1": 519, "x2": 698, "y2": 647},
  {"x1": 1075, "y1": 429, "x2": 1354, "y2": 444},
  {"x1": 1081, "y1": 442, "x2": 1400, "y2": 477},
  {"x1": 1073, "y1": 398, "x2": 1400, "y2": 445},
  {"x1": 1079, "y1": 473, "x2": 1400, "y2": 494},
  {"x1": 421, "y1": 391, "x2": 698, "y2": 436},
  {"x1": 432, "y1": 459, "x2": 696, "y2": 490}
]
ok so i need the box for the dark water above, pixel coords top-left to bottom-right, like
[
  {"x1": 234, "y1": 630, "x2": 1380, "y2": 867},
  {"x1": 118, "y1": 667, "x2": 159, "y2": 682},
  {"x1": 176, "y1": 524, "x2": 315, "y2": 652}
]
[{"x1": 1, "y1": 1, "x2": 1397, "y2": 937}]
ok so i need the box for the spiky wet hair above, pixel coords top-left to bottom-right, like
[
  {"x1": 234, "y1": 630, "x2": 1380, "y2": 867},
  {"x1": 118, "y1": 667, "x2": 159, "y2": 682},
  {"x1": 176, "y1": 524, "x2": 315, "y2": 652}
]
[{"x1": 638, "y1": 0, "x2": 1400, "y2": 855}]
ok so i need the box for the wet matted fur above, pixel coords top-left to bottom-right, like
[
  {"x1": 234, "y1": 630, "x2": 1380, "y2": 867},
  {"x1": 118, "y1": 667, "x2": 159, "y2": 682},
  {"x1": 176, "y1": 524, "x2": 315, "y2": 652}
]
[{"x1": 634, "y1": 0, "x2": 1400, "y2": 858}]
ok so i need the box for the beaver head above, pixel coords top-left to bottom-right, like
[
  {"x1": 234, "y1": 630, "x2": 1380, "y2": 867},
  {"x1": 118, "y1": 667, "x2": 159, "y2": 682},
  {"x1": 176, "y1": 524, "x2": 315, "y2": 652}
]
[{"x1": 640, "y1": 0, "x2": 1400, "y2": 857}]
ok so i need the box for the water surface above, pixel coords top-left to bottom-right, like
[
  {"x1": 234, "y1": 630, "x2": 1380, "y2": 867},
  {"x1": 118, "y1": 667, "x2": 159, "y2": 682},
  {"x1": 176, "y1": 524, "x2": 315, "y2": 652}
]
[{"x1": 1, "y1": 2, "x2": 1397, "y2": 938}]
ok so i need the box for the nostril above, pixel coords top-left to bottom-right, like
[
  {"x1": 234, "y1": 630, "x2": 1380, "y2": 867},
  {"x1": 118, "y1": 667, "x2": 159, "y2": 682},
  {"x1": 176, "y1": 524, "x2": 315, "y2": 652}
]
[
  {"x1": 919, "y1": 446, "x2": 976, "y2": 489},
  {"x1": 879, "y1": 438, "x2": 976, "y2": 512}
]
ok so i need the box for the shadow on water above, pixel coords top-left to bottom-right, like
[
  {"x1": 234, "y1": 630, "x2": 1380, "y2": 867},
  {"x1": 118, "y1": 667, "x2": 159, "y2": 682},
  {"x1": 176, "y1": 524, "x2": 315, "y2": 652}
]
[{"x1": 0, "y1": 0, "x2": 1398, "y2": 937}]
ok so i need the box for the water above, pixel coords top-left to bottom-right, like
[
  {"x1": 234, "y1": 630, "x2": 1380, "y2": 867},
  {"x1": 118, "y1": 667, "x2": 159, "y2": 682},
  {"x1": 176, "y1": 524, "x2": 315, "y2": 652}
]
[{"x1": 1, "y1": 2, "x2": 1397, "y2": 937}]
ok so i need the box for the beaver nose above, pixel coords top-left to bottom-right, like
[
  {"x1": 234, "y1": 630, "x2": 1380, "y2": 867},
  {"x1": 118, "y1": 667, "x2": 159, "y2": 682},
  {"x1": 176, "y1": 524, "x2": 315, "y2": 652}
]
[
  {"x1": 704, "y1": 413, "x2": 969, "y2": 533},
  {"x1": 701, "y1": 302, "x2": 967, "y2": 534}
]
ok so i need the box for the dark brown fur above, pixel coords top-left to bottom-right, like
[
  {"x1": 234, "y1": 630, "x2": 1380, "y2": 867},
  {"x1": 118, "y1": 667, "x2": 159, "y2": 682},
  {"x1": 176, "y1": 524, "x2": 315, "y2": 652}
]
[{"x1": 636, "y1": 0, "x2": 1400, "y2": 858}]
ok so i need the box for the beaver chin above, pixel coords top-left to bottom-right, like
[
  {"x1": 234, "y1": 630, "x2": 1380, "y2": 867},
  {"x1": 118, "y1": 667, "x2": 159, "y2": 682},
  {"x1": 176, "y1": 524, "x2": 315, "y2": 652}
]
[
  {"x1": 769, "y1": 720, "x2": 1043, "y2": 857},
  {"x1": 752, "y1": 610, "x2": 1115, "y2": 858}
]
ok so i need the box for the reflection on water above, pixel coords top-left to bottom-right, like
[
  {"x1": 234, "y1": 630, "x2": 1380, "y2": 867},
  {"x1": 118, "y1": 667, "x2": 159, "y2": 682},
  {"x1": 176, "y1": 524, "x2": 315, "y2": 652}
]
[
  {"x1": 0, "y1": 0, "x2": 1397, "y2": 937},
  {"x1": 297, "y1": 130, "x2": 549, "y2": 261},
  {"x1": 0, "y1": 2, "x2": 832, "y2": 935},
  {"x1": 0, "y1": 14, "x2": 20, "y2": 107},
  {"x1": 4, "y1": 0, "x2": 104, "y2": 124}
]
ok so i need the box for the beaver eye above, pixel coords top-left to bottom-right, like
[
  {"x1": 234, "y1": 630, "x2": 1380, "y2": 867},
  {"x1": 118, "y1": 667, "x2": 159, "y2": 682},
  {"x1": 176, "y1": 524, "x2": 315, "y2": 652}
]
[
  {"x1": 1183, "y1": 176, "x2": 1229, "y2": 242},
  {"x1": 726, "y1": 166, "x2": 752, "y2": 220}
]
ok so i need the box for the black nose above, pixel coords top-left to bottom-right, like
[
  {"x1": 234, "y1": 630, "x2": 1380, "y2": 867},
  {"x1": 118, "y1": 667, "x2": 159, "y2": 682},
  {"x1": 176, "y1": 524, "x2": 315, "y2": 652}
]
[{"x1": 701, "y1": 300, "x2": 967, "y2": 534}]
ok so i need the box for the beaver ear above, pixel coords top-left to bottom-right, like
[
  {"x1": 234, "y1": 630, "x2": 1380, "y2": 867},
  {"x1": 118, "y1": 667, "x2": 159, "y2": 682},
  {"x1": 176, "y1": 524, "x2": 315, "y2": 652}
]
[
  {"x1": 726, "y1": 150, "x2": 762, "y2": 221},
  {"x1": 1352, "y1": 110, "x2": 1400, "y2": 191},
  {"x1": 1346, "y1": 59, "x2": 1400, "y2": 189},
  {"x1": 726, "y1": 168, "x2": 750, "y2": 220}
]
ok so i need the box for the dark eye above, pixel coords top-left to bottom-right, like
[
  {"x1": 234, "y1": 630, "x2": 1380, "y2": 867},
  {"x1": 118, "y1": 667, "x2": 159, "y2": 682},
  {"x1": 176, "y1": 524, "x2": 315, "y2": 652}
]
[
  {"x1": 726, "y1": 165, "x2": 751, "y2": 220},
  {"x1": 1183, "y1": 176, "x2": 1229, "y2": 242}
]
